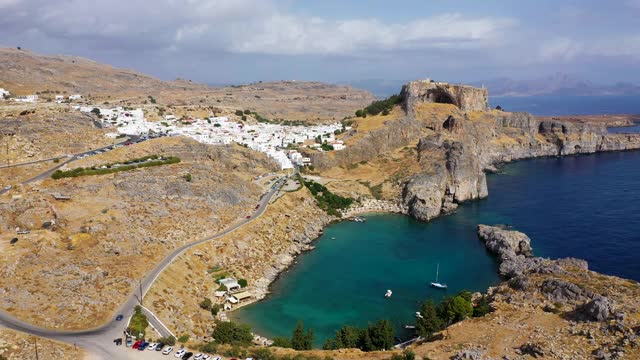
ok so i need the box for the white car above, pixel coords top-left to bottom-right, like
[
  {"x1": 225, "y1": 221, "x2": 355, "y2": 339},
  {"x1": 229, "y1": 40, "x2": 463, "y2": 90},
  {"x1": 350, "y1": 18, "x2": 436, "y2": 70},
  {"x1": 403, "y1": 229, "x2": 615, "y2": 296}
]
[
  {"x1": 174, "y1": 349, "x2": 186, "y2": 358},
  {"x1": 202, "y1": 356, "x2": 211, "y2": 360},
  {"x1": 212, "y1": 357, "x2": 221, "y2": 360},
  {"x1": 194, "y1": 354, "x2": 203, "y2": 360},
  {"x1": 162, "y1": 346, "x2": 174, "y2": 355},
  {"x1": 147, "y1": 343, "x2": 157, "y2": 351}
]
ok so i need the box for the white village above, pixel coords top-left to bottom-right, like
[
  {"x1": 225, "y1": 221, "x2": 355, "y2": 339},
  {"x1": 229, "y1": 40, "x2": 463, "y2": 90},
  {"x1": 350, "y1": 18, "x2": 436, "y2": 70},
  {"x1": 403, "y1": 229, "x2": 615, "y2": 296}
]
[{"x1": 75, "y1": 105, "x2": 349, "y2": 170}]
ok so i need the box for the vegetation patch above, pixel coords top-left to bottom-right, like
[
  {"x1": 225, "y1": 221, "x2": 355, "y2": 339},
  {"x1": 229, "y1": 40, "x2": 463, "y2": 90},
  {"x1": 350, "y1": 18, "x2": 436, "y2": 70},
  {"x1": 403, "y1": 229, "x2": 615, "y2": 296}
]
[
  {"x1": 303, "y1": 179, "x2": 353, "y2": 216},
  {"x1": 127, "y1": 305, "x2": 149, "y2": 339},
  {"x1": 355, "y1": 94, "x2": 402, "y2": 117},
  {"x1": 322, "y1": 319, "x2": 395, "y2": 352},
  {"x1": 51, "y1": 155, "x2": 181, "y2": 179}
]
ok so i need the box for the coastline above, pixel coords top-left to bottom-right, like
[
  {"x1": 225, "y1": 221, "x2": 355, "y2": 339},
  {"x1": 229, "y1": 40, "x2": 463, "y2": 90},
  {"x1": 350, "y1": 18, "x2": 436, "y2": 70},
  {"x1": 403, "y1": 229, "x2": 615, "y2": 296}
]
[{"x1": 227, "y1": 146, "x2": 640, "y2": 342}]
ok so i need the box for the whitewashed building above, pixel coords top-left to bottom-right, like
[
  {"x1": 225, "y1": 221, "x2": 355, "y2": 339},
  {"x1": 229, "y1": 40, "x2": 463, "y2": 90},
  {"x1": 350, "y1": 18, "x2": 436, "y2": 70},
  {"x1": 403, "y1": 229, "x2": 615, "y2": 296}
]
[
  {"x1": 69, "y1": 94, "x2": 83, "y2": 101},
  {"x1": 14, "y1": 95, "x2": 38, "y2": 103},
  {"x1": 0, "y1": 88, "x2": 10, "y2": 99}
]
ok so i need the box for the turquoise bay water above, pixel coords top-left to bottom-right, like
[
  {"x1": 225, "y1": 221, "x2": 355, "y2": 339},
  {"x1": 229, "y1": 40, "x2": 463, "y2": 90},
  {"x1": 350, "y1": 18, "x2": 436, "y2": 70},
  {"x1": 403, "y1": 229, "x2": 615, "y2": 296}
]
[
  {"x1": 236, "y1": 150, "x2": 640, "y2": 346},
  {"x1": 235, "y1": 214, "x2": 500, "y2": 345}
]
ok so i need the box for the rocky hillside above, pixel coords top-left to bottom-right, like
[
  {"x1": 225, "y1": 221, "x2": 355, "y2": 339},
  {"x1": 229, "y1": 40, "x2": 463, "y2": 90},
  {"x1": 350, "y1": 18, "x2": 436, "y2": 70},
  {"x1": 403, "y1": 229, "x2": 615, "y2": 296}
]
[
  {"x1": 312, "y1": 80, "x2": 640, "y2": 221},
  {"x1": 0, "y1": 137, "x2": 277, "y2": 329},
  {"x1": 0, "y1": 48, "x2": 376, "y2": 123}
]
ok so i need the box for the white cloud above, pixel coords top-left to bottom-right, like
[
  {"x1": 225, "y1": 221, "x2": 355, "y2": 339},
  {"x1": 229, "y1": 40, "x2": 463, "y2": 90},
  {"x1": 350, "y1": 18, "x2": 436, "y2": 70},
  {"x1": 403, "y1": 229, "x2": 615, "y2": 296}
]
[
  {"x1": 0, "y1": 0, "x2": 515, "y2": 56},
  {"x1": 538, "y1": 35, "x2": 640, "y2": 63}
]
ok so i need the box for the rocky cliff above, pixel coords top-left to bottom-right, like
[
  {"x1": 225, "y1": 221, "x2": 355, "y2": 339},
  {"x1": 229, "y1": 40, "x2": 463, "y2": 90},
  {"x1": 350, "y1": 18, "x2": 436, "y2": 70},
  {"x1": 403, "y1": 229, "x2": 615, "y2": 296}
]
[
  {"x1": 314, "y1": 80, "x2": 640, "y2": 222},
  {"x1": 401, "y1": 80, "x2": 489, "y2": 112}
]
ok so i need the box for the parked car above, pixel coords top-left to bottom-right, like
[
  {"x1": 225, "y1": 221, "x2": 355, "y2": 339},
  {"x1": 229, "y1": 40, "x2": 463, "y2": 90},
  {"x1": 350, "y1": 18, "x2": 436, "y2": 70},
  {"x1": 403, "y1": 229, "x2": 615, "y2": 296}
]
[
  {"x1": 162, "y1": 346, "x2": 174, "y2": 355},
  {"x1": 3, "y1": 185, "x2": 12, "y2": 191},
  {"x1": 138, "y1": 341, "x2": 149, "y2": 351},
  {"x1": 147, "y1": 343, "x2": 158, "y2": 351},
  {"x1": 132, "y1": 340, "x2": 142, "y2": 349},
  {"x1": 202, "y1": 355, "x2": 211, "y2": 360},
  {"x1": 174, "y1": 349, "x2": 186, "y2": 358},
  {"x1": 156, "y1": 343, "x2": 166, "y2": 351},
  {"x1": 182, "y1": 352, "x2": 193, "y2": 360},
  {"x1": 113, "y1": 338, "x2": 122, "y2": 346},
  {"x1": 115, "y1": 314, "x2": 123, "y2": 321},
  {"x1": 212, "y1": 357, "x2": 222, "y2": 360},
  {"x1": 246, "y1": 215, "x2": 251, "y2": 219},
  {"x1": 125, "y1": 337, "x2": 133, "y2": 347}
]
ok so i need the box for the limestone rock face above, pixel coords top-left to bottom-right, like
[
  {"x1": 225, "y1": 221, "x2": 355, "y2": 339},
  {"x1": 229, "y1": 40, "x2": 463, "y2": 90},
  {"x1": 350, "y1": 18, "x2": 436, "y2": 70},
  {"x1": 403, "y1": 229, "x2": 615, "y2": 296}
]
[
  {"x1": 401, "y1": 80, "x2": 489, "y2": 112},
  {"x1": 477, "y1": 225, "x2": 533, "y2": 258},
  {"x1": 578, "y1": 295, "x2": 614, "y2": 321}
]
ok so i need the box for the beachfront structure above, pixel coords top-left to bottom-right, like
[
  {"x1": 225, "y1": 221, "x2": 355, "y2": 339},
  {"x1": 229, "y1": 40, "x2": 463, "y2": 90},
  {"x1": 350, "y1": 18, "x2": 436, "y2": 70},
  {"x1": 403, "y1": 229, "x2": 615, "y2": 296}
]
[
  {"x1": 75, "y1": 106, "x2": 346, "y2": 169},
  {"x1": 228, "y1": 291, "x2": 252, "y2": 304},
  {"x1": 14, "y1": 94, "x2": 38, "y2": 103},
  {"x1": 69, "y1": 94, "x2": 83, "y2": 101},
  {"x1": 218, "y1": 278, "x2": 241, "y2": 292}
]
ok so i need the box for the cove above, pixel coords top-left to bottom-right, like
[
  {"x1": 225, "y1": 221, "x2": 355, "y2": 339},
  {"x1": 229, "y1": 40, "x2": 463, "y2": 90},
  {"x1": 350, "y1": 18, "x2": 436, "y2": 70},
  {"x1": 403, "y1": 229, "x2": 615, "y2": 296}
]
[{"x1": 235, "y1": 150, "x2": 640, "y2": 346}]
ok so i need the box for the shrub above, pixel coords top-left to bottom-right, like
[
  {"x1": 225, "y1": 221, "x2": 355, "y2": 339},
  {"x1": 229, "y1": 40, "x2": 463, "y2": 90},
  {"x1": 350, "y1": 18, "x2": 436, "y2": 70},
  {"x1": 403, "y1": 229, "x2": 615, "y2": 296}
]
[
  {"x1": 200, "y1": 297, "x2": 212, "y2": 311},
  {"x1": 199, "y1": 341, "x2": 217, "y2": 354},
  {"x1": 178, "y1": 334, "x2": 190, "y2": 343},
  {"x1": 157, "y1": 335, "x2": 176, "y2": 346},
  {"x1": 391, "y1": 350, "x2": 416, "y2": 360},
  {"x1": 243, "y1": 109, "x2": 251, "y2": 114},
  {"x1": 91, "y1": 108, "x2": 101, "y2": 115},
  {"x1": 183, "y1": 173, "x2": 193, "y2": 182},
  {"x1": 211, "y1": 304, "x2": 222, "y2": 316},
  {"x1": 271, "y1": 336, "x2": 292, "y2": 348},
  {"x1": 238, "y1": 279, "x2": 248, "y2": 288},
  {"x1": 212, "y1": 320, "x2": 253, "y2": 346},
  {"x1": 53, "y1": 158, "x2": 60, "y2": 164},
  {"x1": 241, "y1": 115, "x2": 247, "y2": 121},
  {"x1": 235, "y1": 110, "x2": 244, "y2": 116},
  {"x1": 251, "y1": 348, "x2": 276, "y2": 360}
]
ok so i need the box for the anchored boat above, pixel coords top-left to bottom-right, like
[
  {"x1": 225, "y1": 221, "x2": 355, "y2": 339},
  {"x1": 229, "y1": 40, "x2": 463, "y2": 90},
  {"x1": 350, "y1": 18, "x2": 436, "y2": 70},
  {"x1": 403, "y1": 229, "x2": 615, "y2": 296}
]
[
  {"x1": 430, "y1": 263, "x2": 448, "y2": 289},
  {"x1": 384, "y1": 289, "x2": 393, "y2": 298}
]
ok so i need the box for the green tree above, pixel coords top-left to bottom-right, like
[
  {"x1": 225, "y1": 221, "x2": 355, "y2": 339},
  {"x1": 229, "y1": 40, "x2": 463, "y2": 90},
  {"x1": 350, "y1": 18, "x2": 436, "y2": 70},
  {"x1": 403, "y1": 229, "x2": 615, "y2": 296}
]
[
  {"x1": 212, "y1": 320, "x2": 253, "y2": 346},
  {"x1": 211, "y1": 304, "x2": 222, "y2": 316},
  {"x1": 238, "y1": 279, "x2": 248, "y2": 288},
  {"x1": 199, "y1": 341, "x2": 217, "y2": 353},
  {"x1": 368, "y1": 319, "x2": 394, "y2": 350},
  {"x1": 243, "y1": 109, "x2": 251, "y2": 114},
  {"x1": 91, "y1": 107, "x2": 101, "y2": 116},
  {"x1": 235, "y1": 110, "x2": 244, "y2": 116},
  {"x1": 416, "y1": 299, "x2": 442, "y2": 340},
  {"x1": 473, "y1": 295, "x2": 492, "y2": 317},
  {"x1": 291, "y1": 320, "x2": 313, "y2": 350},
  {"x1": 355, "y1": 109, "x2": 364, "y2": 117},
  {"x1": 438, "y1": 295, "x2": 473, "y2": 325}
]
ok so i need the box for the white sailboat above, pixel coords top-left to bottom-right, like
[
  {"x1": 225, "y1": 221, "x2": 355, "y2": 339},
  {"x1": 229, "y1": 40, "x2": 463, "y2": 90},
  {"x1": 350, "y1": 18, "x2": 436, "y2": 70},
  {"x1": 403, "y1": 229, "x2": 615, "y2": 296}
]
[
  {"x1": 430, "y1": 263, "x2": 448, "y2": 289},
  {"x1": 384, "y1": 289, "x2": 393, "y2": 298}
]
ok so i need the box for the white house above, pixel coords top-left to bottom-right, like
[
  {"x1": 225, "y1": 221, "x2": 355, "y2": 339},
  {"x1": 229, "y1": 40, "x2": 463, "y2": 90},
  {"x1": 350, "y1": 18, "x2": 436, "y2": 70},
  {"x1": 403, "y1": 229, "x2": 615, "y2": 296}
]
[
  {"x1": 69, "y1": 94, "x2": 83, "y2": 101},
  {"x1": 218, "y1": 278, "x2": 241, "y2": 292},
  {"x1": 14, "y1": 95, "x2": 38, "y2": 103},
  {"x1": 55, "y1": 95, "x2": 64, "y2": 103},
  {"x1": 0, "y1": 88, "x2": 10, "y2": 99}
]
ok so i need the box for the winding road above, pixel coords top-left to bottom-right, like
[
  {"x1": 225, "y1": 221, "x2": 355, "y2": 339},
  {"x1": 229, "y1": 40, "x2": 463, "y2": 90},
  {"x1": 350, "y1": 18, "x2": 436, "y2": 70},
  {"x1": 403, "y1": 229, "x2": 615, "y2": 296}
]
[{"x1": 0, "y1": 137, "x2": 287, "y2": 359}]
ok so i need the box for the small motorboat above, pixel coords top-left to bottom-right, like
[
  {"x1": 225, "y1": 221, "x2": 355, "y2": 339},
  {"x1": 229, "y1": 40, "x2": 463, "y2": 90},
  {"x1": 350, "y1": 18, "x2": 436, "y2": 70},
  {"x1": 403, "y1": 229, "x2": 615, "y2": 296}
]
[
  {"x1": 430, "y1": 263, "x2": 448, "y2": 290},
  {"x1": 415, "y1": 312, "x2": 423, "y2": 319},
  {"x1": 384, "y1": 289, "x2": 393, "y2": 298},
  {"x1": 403, "y1": 324, "x2": 416, "y2": 330}
]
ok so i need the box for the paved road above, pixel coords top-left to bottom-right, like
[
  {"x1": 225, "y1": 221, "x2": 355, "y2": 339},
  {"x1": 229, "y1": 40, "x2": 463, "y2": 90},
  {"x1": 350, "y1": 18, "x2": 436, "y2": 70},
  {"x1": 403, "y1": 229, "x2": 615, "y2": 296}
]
[
  {"x1": 0, "y1": 174, "x2": 286, "y2": 359},
  {"x1": 0, "y1": 137, "x2": 133, "y2": 196}
]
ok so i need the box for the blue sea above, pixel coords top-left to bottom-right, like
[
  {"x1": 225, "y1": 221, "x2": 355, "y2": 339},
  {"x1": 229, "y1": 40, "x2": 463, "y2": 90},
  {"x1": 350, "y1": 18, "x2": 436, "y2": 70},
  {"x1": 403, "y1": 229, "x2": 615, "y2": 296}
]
[
  {"x1": 491, "y1": 95, "x2": 640, "y2": 116},
  {"x1": 235, "y1": 96, "x2": 640, "y2": 346}
]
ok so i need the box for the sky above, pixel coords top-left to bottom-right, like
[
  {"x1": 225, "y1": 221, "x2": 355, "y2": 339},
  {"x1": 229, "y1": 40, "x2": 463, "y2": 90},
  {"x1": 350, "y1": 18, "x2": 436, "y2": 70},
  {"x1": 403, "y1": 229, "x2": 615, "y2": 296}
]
[{"x1": 1, "y1": 0, "x2": 640, "y2": 85}]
